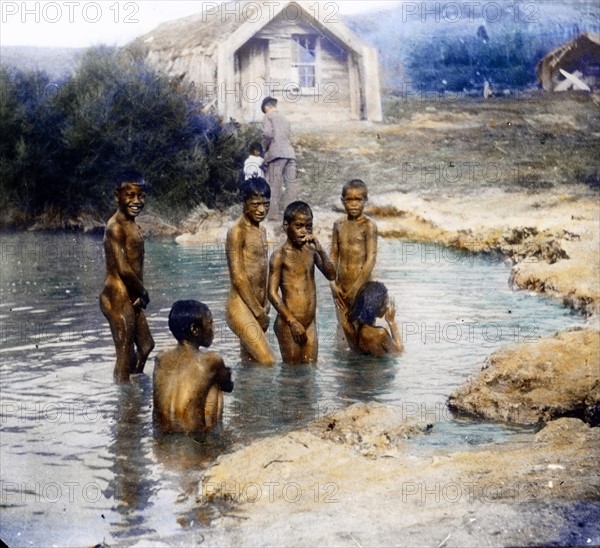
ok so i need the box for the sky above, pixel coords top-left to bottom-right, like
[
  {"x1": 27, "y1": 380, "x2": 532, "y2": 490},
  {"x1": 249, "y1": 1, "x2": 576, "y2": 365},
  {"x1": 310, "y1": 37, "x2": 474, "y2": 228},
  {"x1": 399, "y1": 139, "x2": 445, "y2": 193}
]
[{"x1": 0, "y1": 0, "x2": 401, "y2": 48}]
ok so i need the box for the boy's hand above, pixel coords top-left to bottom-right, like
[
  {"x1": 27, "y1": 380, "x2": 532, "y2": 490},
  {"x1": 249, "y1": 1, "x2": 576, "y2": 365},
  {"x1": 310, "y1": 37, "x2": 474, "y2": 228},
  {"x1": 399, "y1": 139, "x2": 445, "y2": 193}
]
[
  {"x1": 304, "y1": 234, "x2": 320, "y2": 250},
  {"x1": 384, "y1": 298, "x2": 396, "y2": 323},
  {"x1": 346, "y1": 287, "x2": 358, "y2": 307},
  {"x1": 257, "y1": 308, "x2": 270, "y2": 331},
  {"x1": 289, "y1": 318, "x2": 307, "y2": 345},
  {"x1": 331, "y1": 282, "x2": 346, "y2": 309}
]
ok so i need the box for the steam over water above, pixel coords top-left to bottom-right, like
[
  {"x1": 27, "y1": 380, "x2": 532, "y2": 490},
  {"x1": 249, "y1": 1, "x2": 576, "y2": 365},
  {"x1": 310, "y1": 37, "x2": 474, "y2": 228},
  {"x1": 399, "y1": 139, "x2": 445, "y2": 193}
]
[{"x1": 0, "y1": 232, "x2": 584, "y2": 545}]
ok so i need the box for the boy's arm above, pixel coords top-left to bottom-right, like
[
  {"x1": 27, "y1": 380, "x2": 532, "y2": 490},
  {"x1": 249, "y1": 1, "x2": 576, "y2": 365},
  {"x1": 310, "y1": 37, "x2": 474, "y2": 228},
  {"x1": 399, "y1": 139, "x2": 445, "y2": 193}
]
[
  {"x1": 336, "y1": 301, "x2": 359, "y2": 352},
  {"x1": 207, "y1": 354, "x2": 234, "y2": 393},
  {"x1": 267, "y1": 250, "x2": 294, "y2": 323},
  {"x1": 105, "y1": 223, "x2": 149, "y2": 304},
  {"x1": 347, "y1": 220, "x2": 378, "y2": 303},
  {"x1": 310, "y1": 237, "x2": 336, "y2": 281},
  {"x1": 330, "y1": 221, "x2": 340, "y2": 269},
  {"x1": 329, "y1": 222, "x2": 345, "y2": 306},
  {"x1": 226, "y1": 226, "x2": 267, "y2": 322},
  {"x1": 384, "y1": 300, "x2": 403, "y2": 355}
]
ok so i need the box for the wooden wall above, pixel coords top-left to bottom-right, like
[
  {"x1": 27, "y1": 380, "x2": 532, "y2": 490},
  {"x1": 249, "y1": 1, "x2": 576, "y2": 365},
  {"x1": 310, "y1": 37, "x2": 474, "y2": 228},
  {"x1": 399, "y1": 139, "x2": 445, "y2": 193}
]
[{"x1": 235, "y1": 16, "x2": 359, "y2": 122}]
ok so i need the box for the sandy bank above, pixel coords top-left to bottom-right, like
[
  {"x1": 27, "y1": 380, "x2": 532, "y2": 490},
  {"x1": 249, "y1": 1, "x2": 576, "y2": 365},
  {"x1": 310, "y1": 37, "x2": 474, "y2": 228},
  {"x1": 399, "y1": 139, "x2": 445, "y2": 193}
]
[
  {"x1": 169, "y1": 182, "x2": 599, "y2": 547},
  {"x1": 368, "y1": 187, "x2": 600, "y2": 317},
  {"x1": 195, "y1": 410, "x2": 599, "y2": 547},
  {"x1": 448, "y1": 328, "x2": 600, "y2": 425}
]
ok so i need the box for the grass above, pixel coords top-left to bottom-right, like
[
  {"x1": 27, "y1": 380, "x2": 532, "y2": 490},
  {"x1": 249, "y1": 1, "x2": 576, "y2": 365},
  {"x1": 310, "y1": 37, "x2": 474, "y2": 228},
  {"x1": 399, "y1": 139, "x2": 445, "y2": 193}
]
[{"x1": 291, "y1": 91, "x2": 600, "y2": 209}]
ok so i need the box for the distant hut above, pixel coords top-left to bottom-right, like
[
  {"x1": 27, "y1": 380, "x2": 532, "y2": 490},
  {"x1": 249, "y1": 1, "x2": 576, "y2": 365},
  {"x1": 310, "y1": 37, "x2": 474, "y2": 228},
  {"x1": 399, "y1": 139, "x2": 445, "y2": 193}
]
[
  {"x1": 131, "y1": 0, "x2": 382, "y2": 123},
  {"x1": 536, "y1": 33, "x2": 600, "y2": 91}
]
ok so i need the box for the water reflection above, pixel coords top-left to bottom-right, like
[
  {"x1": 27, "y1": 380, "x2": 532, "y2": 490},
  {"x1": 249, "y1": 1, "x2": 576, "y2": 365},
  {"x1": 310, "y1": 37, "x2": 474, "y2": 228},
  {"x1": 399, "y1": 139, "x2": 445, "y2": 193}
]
[
  {"x1": 333, "y1": 350, "x2": 397, "y2": 403},
  {"x1": 152, "y1": 431, "x2": 228, "y2": 528},
  {"x1": 230, "y1": 363, "x2": 320, "y2": 437},
  {"x1": 107, "y1": 377, "x2": 155, "y2": 539}
]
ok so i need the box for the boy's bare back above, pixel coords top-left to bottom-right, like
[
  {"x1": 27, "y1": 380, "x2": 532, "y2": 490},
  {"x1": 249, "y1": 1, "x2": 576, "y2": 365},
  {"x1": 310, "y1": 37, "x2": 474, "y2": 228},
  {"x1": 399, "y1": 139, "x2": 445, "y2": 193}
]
[{"x1": 153, "y1": 344, "x2": 232, "y2": 433}]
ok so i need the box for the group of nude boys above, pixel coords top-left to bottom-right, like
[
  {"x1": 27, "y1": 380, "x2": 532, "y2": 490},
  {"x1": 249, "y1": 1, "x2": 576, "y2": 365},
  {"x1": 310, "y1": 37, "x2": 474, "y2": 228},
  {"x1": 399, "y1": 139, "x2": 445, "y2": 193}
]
[{"x1": 100, "y1": 171, "x2": 401, "y2": 434}]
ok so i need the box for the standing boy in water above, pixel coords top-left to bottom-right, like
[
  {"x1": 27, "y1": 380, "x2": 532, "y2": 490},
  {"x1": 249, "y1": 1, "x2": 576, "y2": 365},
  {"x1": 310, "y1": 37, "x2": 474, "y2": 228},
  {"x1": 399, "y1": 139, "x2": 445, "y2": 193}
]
[
  {"x1": 330, "y1": 179, "x2": 378, "y2": 309},
  {"x1": 153, "y1": 300, "x2": 233, "y2": 434},
  {"x1": 268, "y1": 201, "x2": 336, "y2": 363},
  {"x1": 100, "y1": 170, "x2": 155, "y2": 383},
  {"x1": 225, "y1": 177, "x2": 276, "y2": 365}
]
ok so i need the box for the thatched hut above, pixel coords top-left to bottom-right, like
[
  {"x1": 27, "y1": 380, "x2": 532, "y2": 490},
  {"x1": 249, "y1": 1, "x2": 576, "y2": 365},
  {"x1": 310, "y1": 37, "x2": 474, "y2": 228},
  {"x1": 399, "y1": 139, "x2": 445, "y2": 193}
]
[
  {"x1": 536, "y1": 33, "x2": 600, "y2": 91},
  {"x1": 131, "y1": 0, "x2": 382, "y2": 123}
]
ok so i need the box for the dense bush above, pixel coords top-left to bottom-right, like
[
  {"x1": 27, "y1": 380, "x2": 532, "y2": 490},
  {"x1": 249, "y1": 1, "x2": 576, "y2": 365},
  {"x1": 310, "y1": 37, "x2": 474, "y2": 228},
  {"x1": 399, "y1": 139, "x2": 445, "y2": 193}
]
[{"x1": 0, "y1": 46, "x2": 260, "y2": 224}]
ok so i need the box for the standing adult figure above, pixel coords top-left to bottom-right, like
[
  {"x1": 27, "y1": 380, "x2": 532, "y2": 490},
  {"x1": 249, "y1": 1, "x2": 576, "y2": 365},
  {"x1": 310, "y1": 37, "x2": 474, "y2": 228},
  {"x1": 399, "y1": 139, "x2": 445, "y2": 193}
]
[{"x1": 261, "y1": 96, "x2": 297, "y2": 221}]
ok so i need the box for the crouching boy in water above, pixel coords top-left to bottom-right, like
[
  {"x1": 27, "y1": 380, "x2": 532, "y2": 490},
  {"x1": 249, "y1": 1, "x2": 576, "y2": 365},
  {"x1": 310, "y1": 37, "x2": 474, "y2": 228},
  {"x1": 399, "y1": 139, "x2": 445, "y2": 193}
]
[
  {"x1": 338, "y1": 281, "x2": 403, "y2": 357},
  {"x1": 100, "y1": 170, "x2": 154, "y2": 383},
  {"x1": 268, "y1": 202, "x2": 336, "y2": 363},
  {"x1": 225, "y1": 177, "x2": 276, "y2": 365},
  {"x1": 153, "y1": 300, "x2": 233, "y2": 434}
]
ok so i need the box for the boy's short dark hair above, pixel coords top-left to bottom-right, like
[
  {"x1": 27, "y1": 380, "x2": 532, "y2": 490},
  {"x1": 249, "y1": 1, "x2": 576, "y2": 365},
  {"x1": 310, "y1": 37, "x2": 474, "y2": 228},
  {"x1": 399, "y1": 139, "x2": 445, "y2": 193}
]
[
  {"x1": 342, "y1": 179, "x2": 368, "y2": 198},
  {"x1": 168, "y1": 300, "x2": 211, "y2": 342},
  {"x1": 261, "y1": 96, "x2": 278, "y2": 113},
  {"x1": 240, "y1": 177, "x2": 271, "y2": 201},
  {"x1": 249, "y1": 142, "x2": 264, "y2": 155},
  {"x1": 114, "y1": 169, "x2": 146, "y2": 190},
  {"x1": 284, "y1": 201, "x2": 313, "y2": 224}
]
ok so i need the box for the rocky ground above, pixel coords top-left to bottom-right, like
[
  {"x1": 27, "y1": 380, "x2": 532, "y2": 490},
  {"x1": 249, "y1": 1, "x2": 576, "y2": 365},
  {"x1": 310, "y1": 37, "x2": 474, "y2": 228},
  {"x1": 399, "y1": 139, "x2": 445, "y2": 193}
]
[
  {"x1": 448, "y1": 328, "x2": 599, "y2": 426},
  {"x1": 194, "y1": 413, "x2": 599, "y2": 547}
]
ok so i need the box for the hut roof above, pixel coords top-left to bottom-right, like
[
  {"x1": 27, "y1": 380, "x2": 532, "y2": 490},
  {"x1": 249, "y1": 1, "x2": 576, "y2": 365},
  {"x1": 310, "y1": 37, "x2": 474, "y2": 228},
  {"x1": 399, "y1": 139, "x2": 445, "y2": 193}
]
[
  {"x1": 131, "y1": 0, "x2": 367, "y2": 57},
  {"x1": 536, "y1": 32, "x2": 600, "y2": 88}
]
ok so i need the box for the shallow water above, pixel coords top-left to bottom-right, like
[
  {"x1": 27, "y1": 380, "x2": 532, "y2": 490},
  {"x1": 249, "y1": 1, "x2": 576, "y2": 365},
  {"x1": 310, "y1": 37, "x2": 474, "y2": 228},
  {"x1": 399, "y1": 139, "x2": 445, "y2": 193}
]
[{"x1": 0, "y1": 232, "x2": 585, "y2": 546}]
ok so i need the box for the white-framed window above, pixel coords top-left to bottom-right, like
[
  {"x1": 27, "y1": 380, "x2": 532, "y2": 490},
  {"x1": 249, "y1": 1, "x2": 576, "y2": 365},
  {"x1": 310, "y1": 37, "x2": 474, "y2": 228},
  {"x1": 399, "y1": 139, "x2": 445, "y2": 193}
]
[{"x1": 292, "y1": 34, "x2": 318, "y2": 89}]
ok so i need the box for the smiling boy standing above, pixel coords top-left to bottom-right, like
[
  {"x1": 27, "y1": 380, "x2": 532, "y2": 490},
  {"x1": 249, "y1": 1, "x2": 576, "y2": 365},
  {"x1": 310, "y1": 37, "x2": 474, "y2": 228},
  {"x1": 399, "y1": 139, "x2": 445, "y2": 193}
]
[{"x1": 99, "y1": 170, "x2": 154, "y2": 383}]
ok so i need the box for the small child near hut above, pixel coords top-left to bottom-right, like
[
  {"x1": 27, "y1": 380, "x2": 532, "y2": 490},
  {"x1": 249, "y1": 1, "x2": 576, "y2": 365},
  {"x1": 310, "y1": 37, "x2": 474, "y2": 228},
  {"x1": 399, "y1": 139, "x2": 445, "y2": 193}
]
[{"x1": 243, "y1": 142, "x2": 266, "y2": 181}]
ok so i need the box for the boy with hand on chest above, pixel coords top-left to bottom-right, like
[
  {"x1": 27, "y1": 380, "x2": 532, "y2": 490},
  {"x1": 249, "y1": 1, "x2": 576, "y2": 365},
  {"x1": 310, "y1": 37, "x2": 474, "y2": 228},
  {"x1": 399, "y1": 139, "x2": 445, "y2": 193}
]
[{"x1": 268, "y1": 201, "x2": 336, "y2": 364}]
